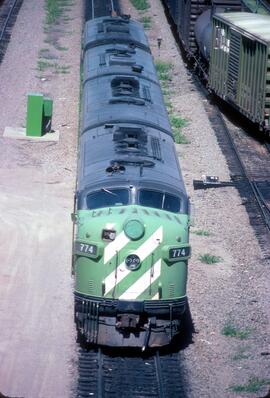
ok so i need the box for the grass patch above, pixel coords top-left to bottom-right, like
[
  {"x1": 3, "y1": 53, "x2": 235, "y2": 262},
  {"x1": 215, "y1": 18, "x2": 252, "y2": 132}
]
[
  {"x1": 139, "y1": 16, "x2": 151, "y2": 29},
  {"x1": 232, "y1": 347, "x2": 250, "y2": 361},
  {"x1": 54, "y1": 64, "x2": 71, "y2": 74},
  {"x1": 164, "y1": 99, "x2": 173, "y2": 113},
  {"x1": 39, "y1": 48, "x2": 50, "y2": 55},
  {"x1": 222, "y1": 323, "x2": 251, "y2": 340},
  {"x1": 199, "y1": 253, "x2": 222, "y2": 264},
  {"x1": 229, "y1": 377, "x2": 270, "y2": 393},
  {"x1": 155, "y1": 60, "x2": 173, "y2": 81},
  {"x1": 169, "y1": 115, "x2": 189, "y2": 144},
  {"x1": 56, "y1": 45, "x2": 68, "y2": 51},
  {"x1": 37, "y1": 60, "x2": 54, "y2": 71},
  {"x1": 130, "y1": 0, "x2": 150, "y2": 10},
  {"x1": 45, "y1": 0, "x2": 73, "y2": 25},
  {"x1": 192, "y1": 229, "x2": 210, "y2": 236}
]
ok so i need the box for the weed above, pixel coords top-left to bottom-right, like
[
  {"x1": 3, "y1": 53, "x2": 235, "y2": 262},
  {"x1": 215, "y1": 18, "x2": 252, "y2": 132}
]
[
  {"x1": 54, "y1": 64, "x2": 71, "y2": 74},
  {"x1": 222, "y1": 323, "x2": 251, "y2": 340},
  {"x1": 130, "y1": 0, "x2": 150, "y2": 10},
  {"x1": 170, "y1": 115, "x2": 186, "y2": 129},
  {"x1": 164, "y1": 99, "x2": 173, "y2": 112},
  {"x1": 174, "y1": 131, "x2": 190, "y2": 144},
  {"x1": 229, "y1": 377, "x2": 270, "y2": 393},
  {"x1": 37, "y1": 60, "x2": 54, "y2": 72},
  {"x1": 56, "y1": 46, "x2": 68, "y2": 51},
  {"x1": 39, "y1": 48, "x2": 50, "y2": 55},
  {"x1": 139, "y1": 16, "x2": 151, "y2": 29},
  {"x1": 199, "y1": 253, "x2": 222, "y2": 264},
  {"x1": 169, "y1": 115, "x2": 189, "y2": 144},
  {"x1": 155, "y1": 60, "x2": 173, "y2": 81},
  {"x1": 193, "y1": 229, "x2": 210, "y2": 236},
  {"x1": 232, "y1": 346, "x2": 250, "y2": 361},
  {"x1": 45, "y1": 0, "x2": 73, "y2": 25}
]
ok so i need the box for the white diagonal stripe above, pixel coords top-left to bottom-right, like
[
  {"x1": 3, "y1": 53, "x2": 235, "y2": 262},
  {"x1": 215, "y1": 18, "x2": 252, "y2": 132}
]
[
  {"x1": 119, "y1": 259, "x2": 161, "y2": 300},
  {"x1": 152, "y1": 293, "x2": 159, "y2": 300},
  {"x1": 104, "y1": 231, "x2": 130, "y2": 263},
  {"x1": 104, "y1": 226, "x2": 163, "y2": 295}
]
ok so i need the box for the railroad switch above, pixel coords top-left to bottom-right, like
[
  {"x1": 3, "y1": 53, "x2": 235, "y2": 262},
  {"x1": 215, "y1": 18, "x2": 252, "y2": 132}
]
[{"x1": 193, "y1": 175, "x2": 235, "y2": 190}]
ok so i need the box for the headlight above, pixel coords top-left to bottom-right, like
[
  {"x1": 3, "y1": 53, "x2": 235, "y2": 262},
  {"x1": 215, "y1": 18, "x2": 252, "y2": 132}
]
[{"x1": 124, "y1": 219, "x2": 145, "y2": 240}]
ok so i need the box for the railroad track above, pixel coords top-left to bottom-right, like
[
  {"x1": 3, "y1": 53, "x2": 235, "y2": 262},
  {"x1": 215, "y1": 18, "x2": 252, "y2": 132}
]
[
  {"x1": 0, "y1": 0, "x2": 23, "y2": 63},
  {"x1": 86, "y1": 0, "x2": 120, "y2": 20},
  {"x1": 203, "y1": 96, "x2": 270, "y2": 259},
  {"x1": 77, "y1": 347, "x2": 188, "y2": 398}
]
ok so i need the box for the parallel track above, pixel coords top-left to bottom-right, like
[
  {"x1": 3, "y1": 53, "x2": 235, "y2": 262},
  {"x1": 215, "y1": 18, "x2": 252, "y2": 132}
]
[
  {"x1": 203, "y1": 97, "x2": 270, "y2": 259},
  {"x1": 0, "y1": 0, "x2": 23, "y2": 63},
  {"x1": 77, "y1": 347, "x2": 188, "y2": 398}
]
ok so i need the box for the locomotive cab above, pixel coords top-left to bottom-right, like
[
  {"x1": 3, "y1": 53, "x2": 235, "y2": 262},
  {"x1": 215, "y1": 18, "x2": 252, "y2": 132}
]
[{"x1": 73, "y1": 182, "x2": 190, "y2": 348}]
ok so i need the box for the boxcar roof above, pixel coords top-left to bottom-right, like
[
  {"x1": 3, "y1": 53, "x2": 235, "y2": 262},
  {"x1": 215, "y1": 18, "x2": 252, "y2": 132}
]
[{"x1": 214, "y1": 12, "x2": 270, "y2": 43}]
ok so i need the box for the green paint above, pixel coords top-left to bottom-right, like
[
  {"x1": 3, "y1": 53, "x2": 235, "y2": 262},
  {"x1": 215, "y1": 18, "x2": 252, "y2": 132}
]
[
  {"x1": 74, "y1": 205, "x2": 190, "y2": 300},
  {"x1": 26, "y1": 94, "x2": 44, "y2": 137}
]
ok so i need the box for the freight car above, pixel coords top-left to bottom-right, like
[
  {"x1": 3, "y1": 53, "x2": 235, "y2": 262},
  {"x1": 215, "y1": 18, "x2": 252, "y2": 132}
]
[
  {"x1": 164, "y1": 0, "x2": 270, "y2": 134},
  {"x1": 72, "y1": 15, "x2": 191, "y2": 349}
]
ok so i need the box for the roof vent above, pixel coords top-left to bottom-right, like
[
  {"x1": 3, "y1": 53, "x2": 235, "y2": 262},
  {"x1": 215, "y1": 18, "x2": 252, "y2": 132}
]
[
  {"x1": 113, "y1": 127, "x2": 148, "y2": 156},
  {"x1": 111, "y1": 77, "x2": 139, "y2": 97}
]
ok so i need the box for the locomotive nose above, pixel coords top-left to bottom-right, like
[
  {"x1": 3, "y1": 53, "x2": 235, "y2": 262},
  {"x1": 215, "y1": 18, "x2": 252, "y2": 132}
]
[{"x1": 123, "y1": 218, "x2": 145, "y2": 240}]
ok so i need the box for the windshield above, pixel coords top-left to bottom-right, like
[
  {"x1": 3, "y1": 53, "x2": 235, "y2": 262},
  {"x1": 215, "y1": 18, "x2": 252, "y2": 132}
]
[
  {"x1": 138, "y1": 189, "x2": 181, "y2": 213},
  {"x1": 86, "y1": 188, "x2": 129, "y2": 210}
]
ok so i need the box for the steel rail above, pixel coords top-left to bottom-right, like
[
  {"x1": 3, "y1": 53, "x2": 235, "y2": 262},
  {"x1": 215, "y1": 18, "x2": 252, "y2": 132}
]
[
  {"x1": 216, "y1": 112, "x2": 270, "y2": 233},
  {"x1": 0, "y1": 0, "x2": 19, "y2": 42},
  {"x1": 154, "y1": 351, "x2": 166, "y2": 398},
  {"x1": 252, "y1": 182, "x2": 270, "y2": 230}
]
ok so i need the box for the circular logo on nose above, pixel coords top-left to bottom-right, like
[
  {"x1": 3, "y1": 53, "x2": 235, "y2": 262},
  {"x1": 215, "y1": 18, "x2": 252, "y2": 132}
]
[{"x1": 125, "y1": 254, "x2": 141, "y2": 271}]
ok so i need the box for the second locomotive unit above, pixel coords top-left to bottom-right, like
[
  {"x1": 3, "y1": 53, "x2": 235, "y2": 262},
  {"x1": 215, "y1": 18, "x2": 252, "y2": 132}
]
[{"x1": 72, "y1": 15, "x2": 191, "y2": 349}]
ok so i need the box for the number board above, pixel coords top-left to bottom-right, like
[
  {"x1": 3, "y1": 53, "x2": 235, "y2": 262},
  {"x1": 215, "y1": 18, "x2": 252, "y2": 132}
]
[
  {"x1": 169, "y1": 247, "x2": 190, "y2": 259},
  {"x1": 75, "y1": 242, "x2": 97, "y2": 256}
]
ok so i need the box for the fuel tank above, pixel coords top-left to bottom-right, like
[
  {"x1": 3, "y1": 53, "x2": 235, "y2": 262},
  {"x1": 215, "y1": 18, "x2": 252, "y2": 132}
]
[{"x1": 194, "y1": 9, "x2": 212, "y2": 61}]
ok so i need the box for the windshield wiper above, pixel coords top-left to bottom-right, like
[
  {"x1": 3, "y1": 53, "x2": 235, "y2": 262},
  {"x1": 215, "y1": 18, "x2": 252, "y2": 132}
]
[{"x1": 101, "y1": 188, "x2": 118, "y2": 196}]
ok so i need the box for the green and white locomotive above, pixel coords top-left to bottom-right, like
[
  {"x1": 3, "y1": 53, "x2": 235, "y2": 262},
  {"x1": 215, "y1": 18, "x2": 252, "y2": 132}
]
[{"x1": 72, "y1": 15, "x2": 191, "y2": 349}]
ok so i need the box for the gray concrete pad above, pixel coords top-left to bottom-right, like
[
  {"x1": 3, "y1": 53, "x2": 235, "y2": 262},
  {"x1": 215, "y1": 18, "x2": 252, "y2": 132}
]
[{"x1": 3, "y1": 126, "x2": 59, "y2": 141}]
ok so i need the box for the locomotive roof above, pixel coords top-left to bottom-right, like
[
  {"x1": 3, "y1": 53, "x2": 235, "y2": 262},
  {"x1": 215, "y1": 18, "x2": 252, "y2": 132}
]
[
  {"x1": 214, "y1": 12, "x2": 270, "y2": 43},
  {"x1": 81, "y1": 74, "x2": 172, "y2": 137},
  {"x1": 84, "y1": 16, "x2": 150, "y2": 51},
  {"x1": 77, "y1": 124, "x2": 186, "y2": 197},
  {"x1": 83, "y1": 42, "x2": 158, "y2": 84}
]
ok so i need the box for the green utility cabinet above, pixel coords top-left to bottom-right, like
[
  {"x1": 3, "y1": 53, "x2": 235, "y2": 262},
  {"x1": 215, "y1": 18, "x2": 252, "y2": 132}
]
[
  {"x1": 26, "y1": 93, "x2": 53, "y2": 137},
  {"x1": 209, "y1": 13, "x2": 270, "y2": 132}
]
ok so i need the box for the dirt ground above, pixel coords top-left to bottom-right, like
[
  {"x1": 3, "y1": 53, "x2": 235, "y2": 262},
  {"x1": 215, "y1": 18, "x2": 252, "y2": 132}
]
[
  {"x1": 0, "y1": 0, "x2": 269, "y2": 397},
  {"x1": 0, "y1": 1, "x2": 82, "y2": 397}
]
